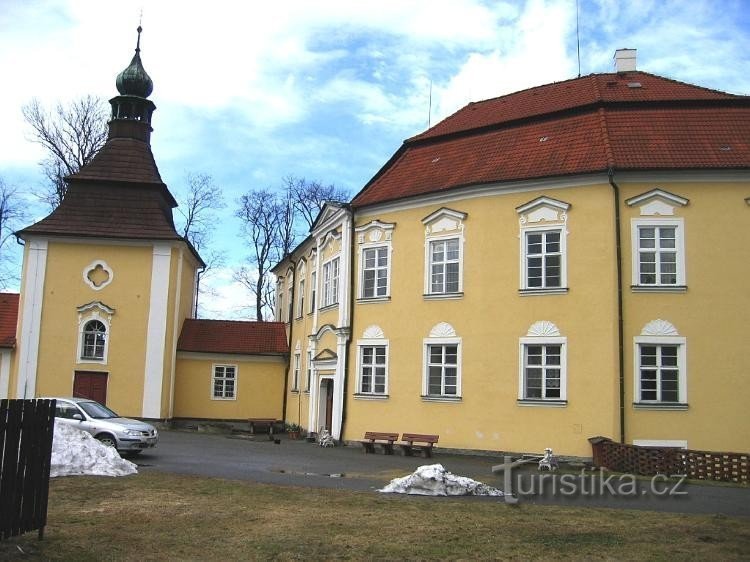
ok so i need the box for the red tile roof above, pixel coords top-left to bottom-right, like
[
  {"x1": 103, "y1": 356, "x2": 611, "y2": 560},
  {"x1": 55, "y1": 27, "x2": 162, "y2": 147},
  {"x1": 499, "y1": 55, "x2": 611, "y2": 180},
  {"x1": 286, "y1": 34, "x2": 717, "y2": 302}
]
[
  {"x1": 0, "y1": 293, "x2": 19, "y2": 348},
  {"x1": 352, "y1": 71, "x2": 750, "y2": 208},
  {"x1": 177, "y1": 319, "x2": 289, "y2": 356}
]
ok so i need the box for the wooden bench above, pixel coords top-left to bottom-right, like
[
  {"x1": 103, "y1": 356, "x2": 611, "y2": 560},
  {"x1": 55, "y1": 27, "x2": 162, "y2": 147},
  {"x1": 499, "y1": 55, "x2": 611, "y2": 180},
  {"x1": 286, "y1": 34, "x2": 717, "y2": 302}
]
[
  {"x1": 248, "y1": 418, "x2": 281, "y2": 435},
  {"x1": 398, "y1": 433, "x2": 439, "y2": 458},
  {"x1": 360, "y1": 431, "x2": 399, "y2": 455}
]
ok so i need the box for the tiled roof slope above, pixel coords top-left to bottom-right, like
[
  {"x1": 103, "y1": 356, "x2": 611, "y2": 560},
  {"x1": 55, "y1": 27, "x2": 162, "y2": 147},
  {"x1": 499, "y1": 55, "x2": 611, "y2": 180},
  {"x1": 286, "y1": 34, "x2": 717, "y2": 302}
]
[
  {"x1": 17, "y1": 182, "x2": 181, "y2": 240},
  {"x1": 352, "y1": 71, "x2": 750, "y2": 208},
  {"x1": 177, "y1": 319, "x2": 289, "y2": 355},
  {"x1": 0, "y1": 293, "x2": 19, "y2": 348},
  {"x1": 71, "y1": 137, "x2": 164, "y2": 185}
]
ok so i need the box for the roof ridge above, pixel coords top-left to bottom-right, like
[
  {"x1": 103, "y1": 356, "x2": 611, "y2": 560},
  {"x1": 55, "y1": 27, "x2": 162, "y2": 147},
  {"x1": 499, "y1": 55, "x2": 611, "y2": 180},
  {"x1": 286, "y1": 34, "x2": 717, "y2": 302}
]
[{"x1": 597, "y1": 107, "x2": 615, "y2": 169}]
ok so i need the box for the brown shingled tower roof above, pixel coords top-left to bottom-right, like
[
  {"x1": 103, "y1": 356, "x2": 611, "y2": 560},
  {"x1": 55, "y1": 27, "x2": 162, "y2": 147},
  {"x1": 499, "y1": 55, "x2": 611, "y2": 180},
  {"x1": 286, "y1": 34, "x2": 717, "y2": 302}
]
[
  {"x1": 0, "y1": 293, "x2": 19, "y2": 348},
  {"x1": 352, "y1": 71, "x2": 750, "y2": 208}
]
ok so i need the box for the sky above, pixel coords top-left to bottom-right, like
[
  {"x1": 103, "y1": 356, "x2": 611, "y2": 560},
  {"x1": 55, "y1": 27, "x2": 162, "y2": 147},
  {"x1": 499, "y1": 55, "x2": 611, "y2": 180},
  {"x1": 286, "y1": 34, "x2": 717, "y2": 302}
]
[{"x1": 1, "y1": 0, "x2": 749, "y2": 319}]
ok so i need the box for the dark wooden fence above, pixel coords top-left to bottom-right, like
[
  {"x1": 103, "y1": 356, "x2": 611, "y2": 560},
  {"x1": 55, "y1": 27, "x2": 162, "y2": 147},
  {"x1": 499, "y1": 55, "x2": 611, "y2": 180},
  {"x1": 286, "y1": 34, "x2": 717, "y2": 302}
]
[
  {"x1": 0, "y1": 399, "x2": 56, "y2": 541},
  {"x1": 589, "y1": 436, "x2": 749, "y2": 483}
]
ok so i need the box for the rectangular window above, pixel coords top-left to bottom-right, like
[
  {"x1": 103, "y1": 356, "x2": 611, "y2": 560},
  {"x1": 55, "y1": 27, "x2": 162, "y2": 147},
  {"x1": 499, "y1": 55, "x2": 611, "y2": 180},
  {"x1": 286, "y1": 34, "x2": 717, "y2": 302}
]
[
  {"x1": 287, "y1": 287, "x2": 293, "y2": 322},
  {"x1": 292, "y1": 354, "x2": 300, "y2": 391},
  {"x1": 305, "y1": 350, "x2": 312, "y2": 391},
  {"x1": 359, "y1": 346, "x2": 387, "y2": 394},
  {"x1": 638, "y1": 226, "x2": 677, "y2": 285},
  {"x1": 638, "y1": 344, "x2": 680, "y2": 402},
  {"x1": 213, "y1": 365, "x2": 236, "y2": 399},
  {"x1": 297, "y1": 279, "x2": 305, "y2": 318},
  {"x1": 310, "y1": 272, "x2": 317, "y2": 312},
  {"x1": 429, "y1": 239, "x2": 460, "y2": 294},
  {"x1": 523, "y1": 344, "x2": 562, "y2": 399},
  {"x1": 426, "y1": 344, "x2": 458, "y2": 396},
  {"x1": 525, "y1": 230, "x2": 562, "y2": 289},
  {"x1": 322, "y1": 257, "x2": 340, "y2": 307},
  {"x1": 361, "y1": 247, "x2": 389, "y2": 298}
]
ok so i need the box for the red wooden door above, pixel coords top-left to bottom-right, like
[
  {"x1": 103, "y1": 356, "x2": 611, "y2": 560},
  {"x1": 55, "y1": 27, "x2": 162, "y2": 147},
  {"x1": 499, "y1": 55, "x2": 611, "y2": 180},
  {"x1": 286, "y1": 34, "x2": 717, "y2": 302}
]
[{"x1": 73, "y1": 371, "x2": 108, "y2": 404}]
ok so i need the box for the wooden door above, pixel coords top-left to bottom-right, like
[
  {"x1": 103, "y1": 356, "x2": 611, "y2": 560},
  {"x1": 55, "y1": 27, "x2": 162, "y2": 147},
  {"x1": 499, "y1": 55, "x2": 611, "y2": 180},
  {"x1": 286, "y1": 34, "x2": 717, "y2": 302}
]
[
  {"x1": 73, "y1": 371, "x2": 108, "y2": 404},
  {"x1": 324, "y1": 380, "x2": 334, "y2": 431}
]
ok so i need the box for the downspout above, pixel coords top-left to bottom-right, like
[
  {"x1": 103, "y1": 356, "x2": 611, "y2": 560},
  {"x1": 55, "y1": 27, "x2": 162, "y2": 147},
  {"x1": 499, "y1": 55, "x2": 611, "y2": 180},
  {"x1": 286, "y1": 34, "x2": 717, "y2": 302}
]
[
  {"x1": 281, "y1": 258, "x2": 296, "y2": 424},
  {"x1": 339, "y1": 204, "x2": 356, "y2": 438},
  {"x1": 608, "y1": 168, "x2": 626, "y2": 444}
]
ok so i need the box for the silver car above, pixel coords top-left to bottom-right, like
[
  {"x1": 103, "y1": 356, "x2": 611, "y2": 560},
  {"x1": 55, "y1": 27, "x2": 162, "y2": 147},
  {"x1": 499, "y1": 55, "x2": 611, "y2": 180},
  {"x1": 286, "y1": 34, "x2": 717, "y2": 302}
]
[{"x1": 47, "y1": 397, "x2": 158, "y2": 455}]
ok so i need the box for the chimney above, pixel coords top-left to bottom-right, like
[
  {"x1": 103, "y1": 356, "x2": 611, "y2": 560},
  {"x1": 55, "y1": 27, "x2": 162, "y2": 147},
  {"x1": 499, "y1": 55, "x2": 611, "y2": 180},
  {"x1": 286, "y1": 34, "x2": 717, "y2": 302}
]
[{"x1": 613, "y1": 49, "x2": 637, "y2": 73}]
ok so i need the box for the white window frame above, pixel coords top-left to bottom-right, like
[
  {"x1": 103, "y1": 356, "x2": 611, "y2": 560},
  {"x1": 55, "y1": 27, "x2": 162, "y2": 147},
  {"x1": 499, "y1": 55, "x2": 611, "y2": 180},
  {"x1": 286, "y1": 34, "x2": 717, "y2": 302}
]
[
  {"x1": 359, "y1": 245, "x2": 391, "y2": 300},
  {"x1": 322, "y1": 256, "x2": 340, "y2": 308},
  {"x1": 634, "y1": 327, "x2": 687, "y2": 409},
  {"x1": 80, "y1": 320, "x2": 107, "y2": 361},
  {"x1": 305, "y1": 349, "x2": 312, "y2": 392},
  {"x1": 518, "y1": 321, "x2": 567, "y2": 406},
  {"x1": 426, "y1": 237, "x2": 462, "y2": 295},
  {"x1": 356, "y1": 343, "x2": 389, "y2": 397},
  {"x1": 309, "y1": 271, "x2": 317, "y2": 313},
  {"x1": 631, "y1": 218, "x2": 686, "y2": 290},
  {"x1": 212, "y1": 364, "x2": 237, "y2": 400},
  {"x1": 422, "y1": 208, "x2": 466, "y2": 299},
  {"x1": 292, "y1": 352, "x2": 300, "y2": 391},
  {"x1": 516, "y1": 197, "x2": 569, "y2": 295},
  {"x1": 422, "y1": 322, "x2": 462, "y2": 401},
  {"x1": 76, "y1": 302, "x2": 114, "y2": 365},
  {"x1": 297, "y1": 278, "x2": 305, "y2": 319},
  {"x1": 521, "y1": 226, "x2": 566, "y2": 291}
]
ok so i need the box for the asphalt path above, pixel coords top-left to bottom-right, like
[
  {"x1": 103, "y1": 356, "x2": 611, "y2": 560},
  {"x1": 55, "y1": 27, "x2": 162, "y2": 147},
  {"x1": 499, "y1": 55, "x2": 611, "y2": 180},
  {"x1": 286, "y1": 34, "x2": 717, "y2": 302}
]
[{"x1": 133, "y1": 429, "x2": 750, "y2": 517}]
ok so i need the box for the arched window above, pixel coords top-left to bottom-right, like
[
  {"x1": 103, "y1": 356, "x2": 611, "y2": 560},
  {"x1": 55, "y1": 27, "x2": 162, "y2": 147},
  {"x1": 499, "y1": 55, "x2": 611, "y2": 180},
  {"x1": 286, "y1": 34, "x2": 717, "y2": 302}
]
[{"x1": 82, "y1": 320, "x2": 106, "y2": 360}]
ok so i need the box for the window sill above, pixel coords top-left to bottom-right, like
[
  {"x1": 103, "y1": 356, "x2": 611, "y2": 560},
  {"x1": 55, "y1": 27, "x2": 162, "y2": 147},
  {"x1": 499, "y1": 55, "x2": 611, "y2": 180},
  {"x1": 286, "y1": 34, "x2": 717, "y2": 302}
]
[
  {"x1": 517, "y1": 399, "x2": 567, "y2": 407},
  {"x1": 78, "y1": 358, "x2": 107, "y2": 365},
  {"x1": 356, "y1": 296, "x2": 390, "y2": 305},
  {"x1": 354, "y1": 393, "x2": 389, "y2": 400},
  {"x1": 211, "y1": 397, "x2": 237, "y2": 401},
  {"x1": 423, "y1": 292, "x2": 464, "y2": 301},
  {"x1": 318, "y1": 303, "x2": 338, "y2": 313},
  {"x1": 633, "y1": 402, "x2": 688, "y2": 411},
  {"x1": 421, "y1": 395, "x2": 462, "y2": 403},
  {"x1": 519, "y1": 288, "x2": 568, "y2": 296},
  {"x1": 631, "y1": 285, "x2": 687, "y2": 293}
]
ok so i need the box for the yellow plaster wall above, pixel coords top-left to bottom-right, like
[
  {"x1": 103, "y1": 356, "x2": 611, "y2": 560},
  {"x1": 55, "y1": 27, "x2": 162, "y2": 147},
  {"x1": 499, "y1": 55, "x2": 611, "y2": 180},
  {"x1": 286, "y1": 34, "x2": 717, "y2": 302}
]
[
  {"x1": 621, "y1": 181, "x2": 750, "y2": 452},
  {"x1": 345, "y1": 184, "x2": 621, "y2": 456},
  {"x1": 173, "y1": 355, "x2": 285, "y2": 420},
  {"x1": 34, "y1": 242, "x2": 152, "y2": 417}
]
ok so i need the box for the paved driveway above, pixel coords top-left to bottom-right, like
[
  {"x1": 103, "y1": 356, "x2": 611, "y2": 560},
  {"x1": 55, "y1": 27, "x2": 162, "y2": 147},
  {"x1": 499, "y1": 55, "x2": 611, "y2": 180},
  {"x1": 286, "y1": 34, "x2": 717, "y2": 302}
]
[{"x1": 134, "y1": 429, "x2": 750, "y2": 517}]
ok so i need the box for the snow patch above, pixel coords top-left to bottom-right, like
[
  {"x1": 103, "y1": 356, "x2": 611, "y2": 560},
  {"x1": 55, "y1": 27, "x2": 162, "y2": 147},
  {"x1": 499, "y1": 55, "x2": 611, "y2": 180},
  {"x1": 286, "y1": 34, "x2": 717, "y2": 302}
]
[
  {"x1": 50, "y1": 422, "x2": 138, "y2": 478},
  {"x1": 378, "y1": 464, "x2": 505, "y2": 496}
]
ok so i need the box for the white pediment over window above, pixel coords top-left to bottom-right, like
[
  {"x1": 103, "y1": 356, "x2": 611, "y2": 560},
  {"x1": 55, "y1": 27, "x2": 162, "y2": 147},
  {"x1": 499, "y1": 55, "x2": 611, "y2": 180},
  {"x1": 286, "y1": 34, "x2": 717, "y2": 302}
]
[
  {"x1": 77, "y1": 301, "x2": 115, "y2": 323},
  {"x1": 526, "y1": 321, "x2": 561, "y2": 337},
  {"x1": 319, "y1": 229, "x2": 342, "y2": 253},
  {"x1": 429, "y1": 322, "x2": 457, "y2": 338},
  {"x1": 516, "y1": 196, "x2": 570, "y2": 226},
  {"x1": 296, "y1": 259, "x2": 306, "y2": 276},
  {"x1": 641, "y1": 319, "x2": 679, "y2": 336},
  {"x1": 626, "y1": 189, "x2": 689, "y2": 216},
  {"x1": 362, "y1": 325, "x2": 385, "y2": 339},
  {"x1": 355, "y1": 220, "x2": 395, "y2": 244},
  {"x1": 422, "y1": 208, "x2": 467, "y2": 236}
]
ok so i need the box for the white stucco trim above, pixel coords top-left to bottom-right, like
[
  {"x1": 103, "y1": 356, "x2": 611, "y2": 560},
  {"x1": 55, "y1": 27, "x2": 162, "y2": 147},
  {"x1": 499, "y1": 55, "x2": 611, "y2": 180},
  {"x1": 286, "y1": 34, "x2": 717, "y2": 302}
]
[
  {"x1": 142, "y1": 244, "x2": 172, "y2": 418},
  {"x1": 0, "y1": 349, "x2": 11, "y2": 399},
  {"x1": 16, "y1": 239, "x2": 48, "y2": 398},
  {"x1": 168, "y1": 249, "x2": 184, "y2": 419}
]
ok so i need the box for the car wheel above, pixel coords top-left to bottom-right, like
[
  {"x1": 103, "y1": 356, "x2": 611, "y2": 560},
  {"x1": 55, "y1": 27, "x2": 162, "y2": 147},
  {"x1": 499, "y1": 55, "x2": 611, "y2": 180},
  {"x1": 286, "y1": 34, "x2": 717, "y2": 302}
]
[{"x1": 96, "y1": 434, "x2": 117, "y2": 448}]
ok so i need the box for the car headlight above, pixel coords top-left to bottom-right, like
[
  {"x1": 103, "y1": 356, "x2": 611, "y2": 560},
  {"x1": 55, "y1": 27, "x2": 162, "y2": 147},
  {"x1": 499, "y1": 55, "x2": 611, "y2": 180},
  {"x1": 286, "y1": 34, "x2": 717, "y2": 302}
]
[{"x1": 123, "y1": 429, "x2": 142, "y2": 436}]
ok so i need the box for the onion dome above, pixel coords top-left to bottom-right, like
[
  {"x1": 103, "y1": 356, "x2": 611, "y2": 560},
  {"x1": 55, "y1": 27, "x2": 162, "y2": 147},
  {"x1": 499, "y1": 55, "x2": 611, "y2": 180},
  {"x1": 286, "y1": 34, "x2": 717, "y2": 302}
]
[{"x1": 115, "y1": 26, "x2": 153, "y2": 98}]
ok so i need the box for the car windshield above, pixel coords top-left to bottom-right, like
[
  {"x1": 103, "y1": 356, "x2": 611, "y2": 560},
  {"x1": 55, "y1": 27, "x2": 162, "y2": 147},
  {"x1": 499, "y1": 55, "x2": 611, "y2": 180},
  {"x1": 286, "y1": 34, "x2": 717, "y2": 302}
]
[{"x1": 78, "y1": 401, "x2": 119, "y2": 419}]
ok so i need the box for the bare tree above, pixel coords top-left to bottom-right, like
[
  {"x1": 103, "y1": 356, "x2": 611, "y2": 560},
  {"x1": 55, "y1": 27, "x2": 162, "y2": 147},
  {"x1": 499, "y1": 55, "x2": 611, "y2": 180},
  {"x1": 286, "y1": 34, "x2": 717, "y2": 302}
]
[
  {"x1": 0, "y1": 178, "x2": 27, "y2": 288},
  {"x1": 235, "y1": 189, "x2": 283, "y2": 321},
  {"x1": 286, "y1": 176, "x2": 350, "y2": 228},
  {"x1": 235, "y1": 178, "x2": 350, "y2": 321},
  {"x1": 22, "y1": 96, "x2": 108, "y2": 209},
  {"x1": 175, "y1": 172, "x2": 225, "y2": 252}
]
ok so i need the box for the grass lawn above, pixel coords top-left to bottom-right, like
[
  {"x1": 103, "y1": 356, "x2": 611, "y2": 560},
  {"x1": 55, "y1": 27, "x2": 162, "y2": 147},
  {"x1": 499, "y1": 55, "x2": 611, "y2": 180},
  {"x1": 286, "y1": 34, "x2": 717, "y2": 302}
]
[{"x1": 2, "y1": 471, "x2": 749, "y2": 560}]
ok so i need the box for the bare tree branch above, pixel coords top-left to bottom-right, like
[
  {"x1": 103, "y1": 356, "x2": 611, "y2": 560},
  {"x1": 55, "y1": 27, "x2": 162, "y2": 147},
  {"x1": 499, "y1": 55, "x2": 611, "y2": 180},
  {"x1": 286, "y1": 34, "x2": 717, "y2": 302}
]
[
  {"x1": 22, "y1": 96, "x2": 108, "y2": 209},
  {"x1": 0, "y1": 178, "x2": 28, "y2": 289},
  {"x1": 286, "y1": 176, "x2": 350, "y2": 228}
]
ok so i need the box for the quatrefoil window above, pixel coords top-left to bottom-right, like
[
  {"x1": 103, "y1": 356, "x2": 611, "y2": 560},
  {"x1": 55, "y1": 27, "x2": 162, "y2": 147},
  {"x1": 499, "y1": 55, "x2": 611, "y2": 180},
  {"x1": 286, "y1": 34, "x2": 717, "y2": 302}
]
[{"x1": 83, "y1": 261, "x2": 113, "y2": 290}]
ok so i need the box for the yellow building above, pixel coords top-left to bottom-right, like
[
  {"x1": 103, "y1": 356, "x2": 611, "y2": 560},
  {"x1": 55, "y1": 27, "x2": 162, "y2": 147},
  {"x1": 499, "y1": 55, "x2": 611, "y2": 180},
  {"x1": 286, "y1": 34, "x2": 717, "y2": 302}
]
[
  {"x1": 0, "y1": 29, "x2": 288, "y2": 423},
  {"x1": 276, "y1": 50, "x2": 750, "y2": 456}
]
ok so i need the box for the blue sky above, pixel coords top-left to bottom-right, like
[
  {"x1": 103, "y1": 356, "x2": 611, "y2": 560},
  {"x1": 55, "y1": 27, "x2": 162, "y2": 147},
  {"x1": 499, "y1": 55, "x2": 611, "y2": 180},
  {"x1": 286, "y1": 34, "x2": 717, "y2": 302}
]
[{"x1": 1, "y1": 0, "x2": 749, "y2": 318}]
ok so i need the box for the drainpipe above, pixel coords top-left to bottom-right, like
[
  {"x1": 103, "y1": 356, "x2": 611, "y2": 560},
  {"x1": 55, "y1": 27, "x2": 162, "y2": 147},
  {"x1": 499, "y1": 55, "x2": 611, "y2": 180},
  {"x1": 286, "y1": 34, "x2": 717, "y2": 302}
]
[
  {"x1": 608, "y1": 168, "x2": 626, "y2": 444},
  {"x1": 339, "y1": 204, "x2": 356, "y2": 438}
]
